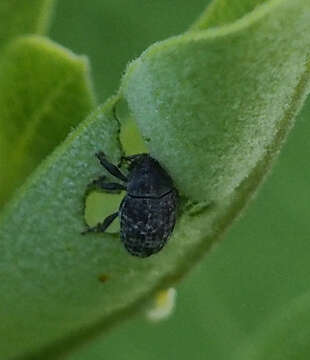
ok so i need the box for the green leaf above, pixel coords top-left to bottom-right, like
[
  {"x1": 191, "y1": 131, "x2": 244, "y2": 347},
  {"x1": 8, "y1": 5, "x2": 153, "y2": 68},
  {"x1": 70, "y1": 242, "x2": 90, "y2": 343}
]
[
  {"x1": 0, "y1": 35, "x2": 95, "y2": 207},
  {"x1": 0, "y1": 0, "x2": 310, "y2": 359},
  {"x1": 191, "y1": 0, "x2": 268, "y2": 29},
  {"x1": 0, "y1": 0, "x2": 55, "y2": 49},
  {"x1": 0, "y1": 98, "x2": 123, "y2": 359},
  {"x1": 122, "y1": 0, "x2": 310, "y2": 202},
  {"x1": 234, "y1": 292, "x2": 310, "y2": 360}
]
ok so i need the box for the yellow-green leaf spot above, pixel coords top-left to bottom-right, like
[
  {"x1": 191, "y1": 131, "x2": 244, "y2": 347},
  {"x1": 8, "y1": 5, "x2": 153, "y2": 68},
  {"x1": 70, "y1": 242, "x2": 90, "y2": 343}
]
[
  {"x1": 0, "y1": 35, "x2": 95, "y2": 207},
  {"x1": 146, "y1": 288, "x2": 177, "y2": 322}
]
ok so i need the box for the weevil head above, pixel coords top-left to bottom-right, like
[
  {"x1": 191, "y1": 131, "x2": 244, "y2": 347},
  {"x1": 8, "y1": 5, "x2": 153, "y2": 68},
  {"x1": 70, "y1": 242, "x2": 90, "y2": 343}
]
[{"x1": 126, "y1": 154, "x2": 174, "y2": 198}]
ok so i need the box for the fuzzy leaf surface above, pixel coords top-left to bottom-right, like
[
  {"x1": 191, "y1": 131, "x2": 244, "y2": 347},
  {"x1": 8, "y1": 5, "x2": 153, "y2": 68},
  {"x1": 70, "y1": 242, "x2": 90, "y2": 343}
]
[{"x1": 122, "y1": 0, "x2": 310, "y2": 201}]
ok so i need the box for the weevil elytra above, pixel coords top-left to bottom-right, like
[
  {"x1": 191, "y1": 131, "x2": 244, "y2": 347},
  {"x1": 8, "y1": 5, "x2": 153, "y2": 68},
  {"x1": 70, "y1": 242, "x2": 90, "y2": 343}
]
[{"x1": 82, "y1": 152, "x2": 178, "y2": 257}]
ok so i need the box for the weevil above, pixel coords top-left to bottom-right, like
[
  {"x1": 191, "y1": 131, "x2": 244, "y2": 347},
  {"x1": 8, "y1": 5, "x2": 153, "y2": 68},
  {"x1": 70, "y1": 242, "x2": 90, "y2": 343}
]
[{"x1": 82, "y1": 152, "x2": 178, "y2": 257}]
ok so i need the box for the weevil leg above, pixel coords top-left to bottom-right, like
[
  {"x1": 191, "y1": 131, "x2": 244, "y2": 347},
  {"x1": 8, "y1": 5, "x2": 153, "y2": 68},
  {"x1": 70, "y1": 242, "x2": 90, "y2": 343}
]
[
  {"x1": 96, "y1": 152, "x2": 128, "y2": 182},
  {"x1": 81, "y1": 212, "x2": 118, "y2": 235},
  {"x1": 95, "y1": 181, "x2": 126, "y2": 191},
  {"x1": 86, "y1": 175, "x2": 126, "y2": 194},
  {"x1": 118, "y1": 153, "x2": 146, "y2": 167},
  {"x1": 122, "y1": 154, "x2": 143, "y2": 161}
]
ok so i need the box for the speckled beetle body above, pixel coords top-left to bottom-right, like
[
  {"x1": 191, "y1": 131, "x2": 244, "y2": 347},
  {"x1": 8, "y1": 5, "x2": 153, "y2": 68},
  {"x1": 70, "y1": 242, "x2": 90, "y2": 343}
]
[{"x1": 82, "y1": 153, "x2": 178, "y2": 257}]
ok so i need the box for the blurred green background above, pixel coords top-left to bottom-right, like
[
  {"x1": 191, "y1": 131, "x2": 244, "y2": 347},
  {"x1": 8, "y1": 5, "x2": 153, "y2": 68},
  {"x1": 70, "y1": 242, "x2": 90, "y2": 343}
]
[{"x1": 50, "y1": 1, "x2": 310, "y2": 359}]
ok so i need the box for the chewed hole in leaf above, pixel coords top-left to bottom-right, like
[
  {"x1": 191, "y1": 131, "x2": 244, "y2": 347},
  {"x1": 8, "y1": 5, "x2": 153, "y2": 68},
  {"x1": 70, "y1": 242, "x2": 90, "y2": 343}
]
[
  {"x1": 119, "y1": 118, "x2": 148, "y2": 155},
  {"x1": 115, "y1": 98, "x2": 148, "y2": 155},
  {"x1": 84, "y1": 191, "x2": 125, "y2": 234},
  {"x1": 84, "y1": 101, "x2": 148, "y2": 233}
]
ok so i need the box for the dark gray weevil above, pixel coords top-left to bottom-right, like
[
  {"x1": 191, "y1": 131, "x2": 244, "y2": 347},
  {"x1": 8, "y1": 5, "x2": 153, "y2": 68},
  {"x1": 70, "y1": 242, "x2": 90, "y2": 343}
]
[{"x1": 82, "y1": 152, "x2": 178, "y2": 257}]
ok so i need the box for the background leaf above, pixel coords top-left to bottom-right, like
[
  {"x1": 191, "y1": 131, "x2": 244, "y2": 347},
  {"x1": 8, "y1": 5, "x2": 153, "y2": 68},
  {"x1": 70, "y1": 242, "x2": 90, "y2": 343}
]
[
  {"x1": 50, "y1": 0, "x2": 207, "y2": 100},
  {"x1": 192, "y1": 0, "x2": 268, "y2": 29},
  {"x1": 234, "y1": 292, "x2": 310, "y2": 360},
  {"x1": 0, "y1": 36, "x2": 95, "y2": 207},
  {"x1": 0, "y1": 0, "x2": 55, "y2": 49}
]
